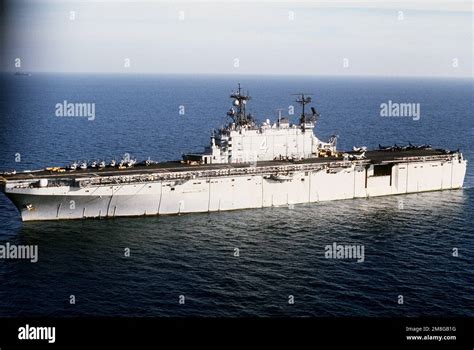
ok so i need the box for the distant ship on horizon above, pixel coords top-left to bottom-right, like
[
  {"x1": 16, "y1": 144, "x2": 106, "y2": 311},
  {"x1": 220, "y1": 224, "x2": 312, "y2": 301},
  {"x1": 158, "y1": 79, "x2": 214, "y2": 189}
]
[{"x1": 0, "y1": 84, "x2": 467, "y2": 221}]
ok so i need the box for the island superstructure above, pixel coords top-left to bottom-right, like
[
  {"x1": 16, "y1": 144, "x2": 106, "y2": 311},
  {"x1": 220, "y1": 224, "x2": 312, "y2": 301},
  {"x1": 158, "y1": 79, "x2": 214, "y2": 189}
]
[{"x1": 0, "y1": 85, "x2": 467, "y2": 221}]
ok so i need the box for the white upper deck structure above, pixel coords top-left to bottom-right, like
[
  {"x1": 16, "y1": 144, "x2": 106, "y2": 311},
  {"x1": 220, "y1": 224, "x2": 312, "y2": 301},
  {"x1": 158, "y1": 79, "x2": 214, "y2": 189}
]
[{"x1": 183, "y1": 84, "x2": 337, "y2": 164}]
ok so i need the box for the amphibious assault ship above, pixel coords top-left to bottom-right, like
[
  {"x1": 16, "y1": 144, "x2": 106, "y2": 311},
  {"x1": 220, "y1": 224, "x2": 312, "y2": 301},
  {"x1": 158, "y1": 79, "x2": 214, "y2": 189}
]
[{"x1": 0, "y1": 85, "x2": 467, "y2": 221}]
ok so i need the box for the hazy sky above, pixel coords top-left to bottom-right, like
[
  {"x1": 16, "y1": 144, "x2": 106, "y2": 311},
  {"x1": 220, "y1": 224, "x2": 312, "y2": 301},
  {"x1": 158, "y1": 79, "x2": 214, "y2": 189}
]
[{"x1": 1, "y1": 0, "x2": 472, "y2": 77}]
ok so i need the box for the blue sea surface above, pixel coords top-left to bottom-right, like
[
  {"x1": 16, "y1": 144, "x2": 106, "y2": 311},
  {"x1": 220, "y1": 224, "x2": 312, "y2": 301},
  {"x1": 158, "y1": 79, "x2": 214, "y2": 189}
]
[{"x1": 0, "y1": 74, "x2": 473, "y2": 316}]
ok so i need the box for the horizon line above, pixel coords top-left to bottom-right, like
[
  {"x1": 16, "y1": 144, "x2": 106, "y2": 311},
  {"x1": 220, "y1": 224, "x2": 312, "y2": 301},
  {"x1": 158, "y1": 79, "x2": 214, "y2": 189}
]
[{"x1": 2, "y1": 70, "x2": 473, "y2": 80}]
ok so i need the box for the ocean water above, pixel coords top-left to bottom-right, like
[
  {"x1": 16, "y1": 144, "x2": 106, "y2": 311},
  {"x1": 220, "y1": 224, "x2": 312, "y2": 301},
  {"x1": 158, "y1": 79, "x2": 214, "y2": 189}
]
[{"x1": 0, "y1": 74, "x2": 473, "y2": 317}]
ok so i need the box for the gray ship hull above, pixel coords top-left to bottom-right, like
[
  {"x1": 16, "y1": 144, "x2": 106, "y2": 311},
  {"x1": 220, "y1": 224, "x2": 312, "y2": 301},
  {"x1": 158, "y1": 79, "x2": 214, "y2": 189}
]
[{"x1": 1, "y1": 150, "x2": 467, "y2": 221}]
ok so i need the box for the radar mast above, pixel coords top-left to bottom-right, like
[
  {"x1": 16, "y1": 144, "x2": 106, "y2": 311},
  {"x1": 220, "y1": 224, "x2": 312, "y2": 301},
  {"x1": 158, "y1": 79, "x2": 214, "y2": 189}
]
[
  {"x1": 227, "y1": 83, "x2": 253, "y2": 126},
  {"x1": 293, "y1": 93, "x2": 320, "y2": 131}
]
